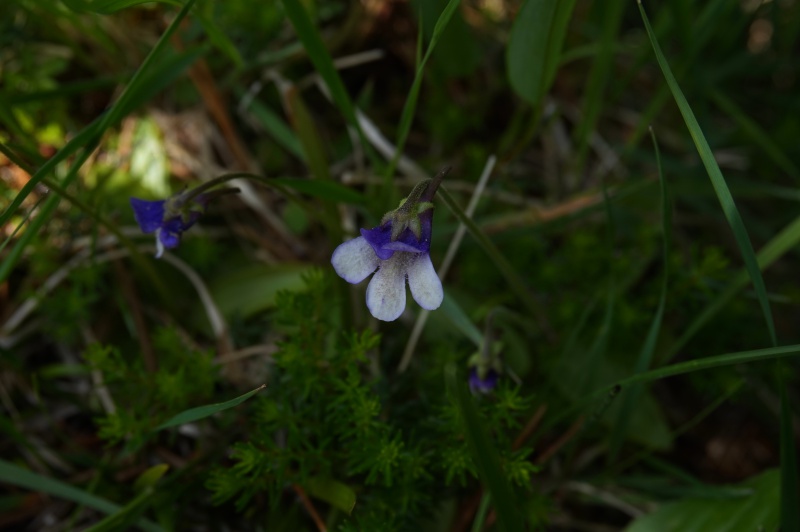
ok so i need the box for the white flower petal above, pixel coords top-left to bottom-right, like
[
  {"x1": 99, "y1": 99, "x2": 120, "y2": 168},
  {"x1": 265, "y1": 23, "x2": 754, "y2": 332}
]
[
  {"x1": 366, "y1": 254, "x2": 407, "y2": 321},
  {"x1": 407, "y1": 253, "x2": 443, "y2": 311},
  {"x1": 331, "y1": 237, "x2": 379, "y2": 284},
  {"x1": 155, "y1": 230, "x2": 165, "y2": 259}
]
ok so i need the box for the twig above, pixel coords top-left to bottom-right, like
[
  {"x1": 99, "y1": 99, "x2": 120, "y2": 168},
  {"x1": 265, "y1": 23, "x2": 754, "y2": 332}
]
[
  {"x1": 292, "y1": 484, "x2": 327, "y2": 532},
  {"x1": 535, "y1": 416, "x2": 585, "y2": 465},
  {"x1": 512, "y1": 405, "x2": 547, "y2": 451}
]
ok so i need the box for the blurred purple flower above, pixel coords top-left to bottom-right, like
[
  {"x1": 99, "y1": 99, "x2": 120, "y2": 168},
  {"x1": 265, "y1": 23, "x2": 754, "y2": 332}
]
[
  {"x1": 468, "y1": 367, "x2": 499, "y2": 394},
  {"x1": 130, "y1": 194, "x2": 206, "y2": 258}
]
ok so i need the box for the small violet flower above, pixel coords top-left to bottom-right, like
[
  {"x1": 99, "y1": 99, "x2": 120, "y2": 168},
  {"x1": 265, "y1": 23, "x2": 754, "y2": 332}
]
[
  {"x1": 467, "y1": 340, "x2": 503, "y2": 394},
  {"x1": 130, "y1": 192, "x2": 207, "y2": 258},
  {"x1": 468, "y1": 367, "x2": 500, "y2": 394},
  {"x1": 331, "y1": 181, "x2": 444, "y2": 322}
]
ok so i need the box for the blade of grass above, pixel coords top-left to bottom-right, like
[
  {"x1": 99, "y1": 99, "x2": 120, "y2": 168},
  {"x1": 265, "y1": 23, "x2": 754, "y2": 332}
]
[
  {"x1": 0, "y1": 459, "x2": 163, "y2": 532},
  {"x1": 638, "y1": 0, "x2": 776, "y2": 347},
  {"x1": 438, "y1": 187, "x2": 552, "y2": 340},
  {"x1": 279, "y1": 0, "x2": 372, "y2": 160},
  {"x1": 609, "y1": 128, "x2": 670, "y2": 460},
  {"x1": 573, "y1": 0, "x2": 625, "y2": 170},
  {"x1": 384, "y1": 0, "x2": 462, "y2": 187},
  {"x1": 709, "y1": 90, "x2": 800, "y2": 180},
  {"x1": 154, "y1": 384, "x2": 266, "y2": 431},
  {"x1": 445, "y1": 363, "x2": 526, "y2": 531},
  {"x1": 0, "y1": 0, "x2": 198, "y2": 284},
  {"x1": 667, "y1": 213, "x2": 800, "y2": 362}
]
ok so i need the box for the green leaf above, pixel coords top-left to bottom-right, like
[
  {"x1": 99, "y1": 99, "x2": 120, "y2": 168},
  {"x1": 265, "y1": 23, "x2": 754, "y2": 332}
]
[
  {"x1": 237, "y1": 91, "x2": 304, "y2": 160},
  {"x1": 439, "y1": 292, "x2": 483, "y2": 347},
  {"x1": 385, "y1": 0, "x2": 462, "y2": 186},
  {"x1": 154, "y1": 384, "x2": 266, "y2": 431},
  {"x1": 208, "y1": 263, "x2": 310, "y2": 319},
  {"x1": 638, "y1": 0, "x2": 777, "y2": 348},
  {"x1": 610, "y1": 129, "x2": 671, "y2": 458},
  {"x1": 445, "y1": 363, "x2": 526, "y2": 532},
  {"x1": 506, "y1": 0, "x2": 577, "y2": 104},
  {"x1": 306, "y1": 477, "x2": 357, "y2": 515},
  {"x1": 625, "y1": 469, "x2": 780, "y2": 532},
  {"x1": 0, "y1": 459, "x2": 163, "y2": 532},
  {"x1": 133, "y1": 464, "x2": 170, "y2": 492},
  {"x1": 279, "y1": 0, "x2": 365, "y2": 146}
]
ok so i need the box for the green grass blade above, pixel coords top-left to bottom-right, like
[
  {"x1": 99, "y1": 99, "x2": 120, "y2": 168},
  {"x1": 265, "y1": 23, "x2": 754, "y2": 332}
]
[
  {"x1": 0, "y1": 459, "x2": 163, "y2": 532},
  {"x1": 668, "y1": 214, "x2": 800, "y2": 361},
  {"x1": 506, "y1": 0, "x2": 577, "y2": 105},
  {"x1": 638, "y1": 0, "x2": 777, "y2": 348},
  {"x1": 780, "y1": 380, "x2": 800, "y2": 530},
  {"x1": 609, "y1": 129, "x2": 670, "y2": 459},
  {"x1": 616, "y1": 344, "x2": 800, "y2": 389},
  {"x1": 279, "y1": 0, "x2": 366, "y2": 150},
  {"x1": 385, "y1": 0, "x2": 462, "y2": 184},
  {"x1": 237, "y1": 91, "x2": 304, "y2": 159},
  {"x1": 154, "y1": 384, "x2": 266, "y2": 431},
  {"x1": 710, "y1": 90, "x2": 800, "y2": 180},
  {"x1": 574, "y1": 0, "x2": 625, "y2": 167},
  {"x1": 445, "y1": 363, "x2": 525, "y2": 532}
]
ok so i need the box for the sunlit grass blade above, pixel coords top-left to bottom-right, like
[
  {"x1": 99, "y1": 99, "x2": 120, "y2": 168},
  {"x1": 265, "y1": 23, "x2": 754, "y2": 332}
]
[
  {"x1": 0, "y1": 459, "x2": 163, "y2": 532},
  {"x1": 609, "y1": 129, "x2": 670, "y2": 460},
  {"x1": 154, "y1": 384, "x2": 266, "y2": 431},
  {"x1": 638, "y1": 0, "x2": 776, "y2": 348},
  {"x1": 0, "y1": 0, "x2": 198, "y2": 283},
  {"x1": 445, "y1": 363, "x2": 525, "y2": 532}
]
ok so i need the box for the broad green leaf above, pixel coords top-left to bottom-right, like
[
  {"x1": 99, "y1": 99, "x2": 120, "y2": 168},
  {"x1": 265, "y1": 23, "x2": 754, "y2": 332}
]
[
  {"x1": 208, "y1": 264, "x2": 310, "y2": 319},
  {"x1": 506, "y1": 0, "x2": 577, "y2": 104},
  {"x1": 154, "y1": 385, "x2": 266, "y2": 431},
  {"x1": 625, "y1": 469, "x2": 779, "y2": 532},
  {"x1": 0, "y1": 459, "x2": 162, "y2": 532},
  {"x1": 306, "y1": 477, "x2": 357, "y2": 514},
  {"x1": 445, "y1": 364, "x2": 526, "y2": 532}
]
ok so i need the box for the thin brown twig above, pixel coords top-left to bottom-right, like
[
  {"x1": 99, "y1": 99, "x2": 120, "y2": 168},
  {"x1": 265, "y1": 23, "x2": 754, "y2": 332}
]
[
  {"x1": 292, "y1": 484, "x2": 327, "y2": 532},
  {"x1": 535, "y1": 416, "x2": 585, "y2": 466},
  {"x1": 512, "y1": 404, "x2": 548, "y2": 451},
  {"x1": 112, "y1": 259, "x2": 157, "y2": 373}
]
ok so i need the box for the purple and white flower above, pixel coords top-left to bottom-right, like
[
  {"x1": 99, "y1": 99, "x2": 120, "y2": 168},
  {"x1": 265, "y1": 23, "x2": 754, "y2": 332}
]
[
  {"x1": 468, "y1": 367, "x2": 500, "y2": 394},
  {"x1": 331, "y1": 209, "x2": 443, "y2": 322}
]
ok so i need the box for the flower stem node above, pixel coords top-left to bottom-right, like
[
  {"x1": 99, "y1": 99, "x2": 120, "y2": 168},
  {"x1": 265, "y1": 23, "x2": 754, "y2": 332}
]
[{"x1": 331, "y1": 180, "x2": 443, "y2": 322}]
